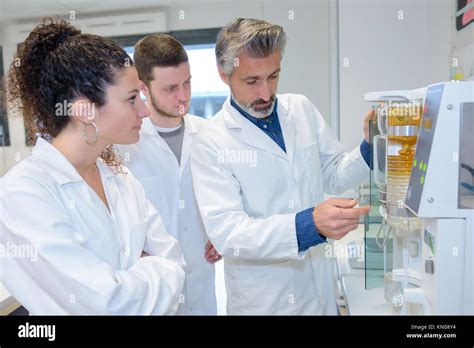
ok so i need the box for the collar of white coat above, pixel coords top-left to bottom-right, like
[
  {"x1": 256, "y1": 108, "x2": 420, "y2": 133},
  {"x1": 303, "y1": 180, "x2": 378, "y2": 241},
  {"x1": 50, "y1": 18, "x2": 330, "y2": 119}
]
[
  {"x1": 222, "y1": 95, "x2": 295, "y2": 129},
  {"x1": 32, "y1": 137, "x2": 116, "y2": 186},
  {"x1": 140, "y1": 114, "x2": 198, "y2": 137},
  {"x1": 221, "y1": 95, "x2": 297, "y2": 161}
]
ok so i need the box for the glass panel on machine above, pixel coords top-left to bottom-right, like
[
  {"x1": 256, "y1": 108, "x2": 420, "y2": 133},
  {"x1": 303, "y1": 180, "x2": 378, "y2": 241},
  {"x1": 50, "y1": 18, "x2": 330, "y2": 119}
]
[{"x1": 365, "y1": 115, "x2": 392, "y2": 290}]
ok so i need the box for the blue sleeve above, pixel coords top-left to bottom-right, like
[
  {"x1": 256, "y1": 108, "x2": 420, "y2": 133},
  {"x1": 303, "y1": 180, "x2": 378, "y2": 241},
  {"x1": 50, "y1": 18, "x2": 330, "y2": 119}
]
[
  {"x1": 360, "y1": 139, "x2": 372, "y2": 169},
  {"x1": 295, "y1": 207, "x2": 327, "y2": 252}
]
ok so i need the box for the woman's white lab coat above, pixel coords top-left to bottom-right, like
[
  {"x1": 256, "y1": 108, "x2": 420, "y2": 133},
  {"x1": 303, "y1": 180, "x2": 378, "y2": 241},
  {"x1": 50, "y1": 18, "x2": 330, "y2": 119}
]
[
  {"x1": 190, "y1": 94, "x2": 369, "y2": 315},
  {"x1": 0, "y1": 138, "x2": 185, "y2": 315},
  {"x1": 117, "y1": 115, "x2": 217, "y2": 314}
]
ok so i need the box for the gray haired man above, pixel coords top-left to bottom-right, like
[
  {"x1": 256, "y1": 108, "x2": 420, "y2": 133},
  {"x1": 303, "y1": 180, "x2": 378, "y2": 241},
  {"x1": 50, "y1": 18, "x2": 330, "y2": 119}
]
[{"x1": 191, "y1": 18, "x2": 374, "y2": 314}]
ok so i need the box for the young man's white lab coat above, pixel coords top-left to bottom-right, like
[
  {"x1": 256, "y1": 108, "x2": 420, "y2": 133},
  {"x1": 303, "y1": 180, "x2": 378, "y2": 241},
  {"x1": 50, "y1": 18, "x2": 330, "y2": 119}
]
[
  {"x1": 0, "y1": 138, "x2": 185, "y2": 315},
  {"x1": 190, "y1": 94, "x2": 369, "y2": 315},
  {"x1": 117, "y1": 115, "x2": 217, "y2": 315}
]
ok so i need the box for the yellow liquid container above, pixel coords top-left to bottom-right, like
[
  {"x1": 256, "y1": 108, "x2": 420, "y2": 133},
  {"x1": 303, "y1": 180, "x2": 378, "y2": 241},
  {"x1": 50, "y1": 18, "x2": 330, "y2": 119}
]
[
  {"x1": 387, "y1": 103, "x2": 422, "y2": 126},
  {"x1": 385, "y1": 102, "x2": 422, "y2": 227},
  {"x1": 387, "y1": 137, "x2": 417, "y2": 178},
  {"x1": 386, "y1": 103, "x2": 422, "y2": 179}
]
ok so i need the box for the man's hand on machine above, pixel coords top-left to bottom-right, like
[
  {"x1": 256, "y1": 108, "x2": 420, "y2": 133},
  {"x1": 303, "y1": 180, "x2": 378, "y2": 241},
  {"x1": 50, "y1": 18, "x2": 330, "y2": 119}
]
[
  {"x1": 364, "y1": 109, "x2": 376, "y2": 143},
  {"x1": 313, "y1": 198, "x2": 370, "y2": 240}
]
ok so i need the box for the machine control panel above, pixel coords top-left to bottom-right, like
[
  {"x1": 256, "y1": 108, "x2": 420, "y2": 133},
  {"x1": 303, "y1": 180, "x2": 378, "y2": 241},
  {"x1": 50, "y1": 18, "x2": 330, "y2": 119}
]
[{"x1": 406, "y1": 84, "x2": 444, "y2": 213}]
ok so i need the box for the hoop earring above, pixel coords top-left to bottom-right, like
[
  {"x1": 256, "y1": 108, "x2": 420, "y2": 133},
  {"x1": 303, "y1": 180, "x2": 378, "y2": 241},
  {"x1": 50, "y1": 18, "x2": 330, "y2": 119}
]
[{"x1": 83, "y1": 122, "x2": 98, "y2": 144}]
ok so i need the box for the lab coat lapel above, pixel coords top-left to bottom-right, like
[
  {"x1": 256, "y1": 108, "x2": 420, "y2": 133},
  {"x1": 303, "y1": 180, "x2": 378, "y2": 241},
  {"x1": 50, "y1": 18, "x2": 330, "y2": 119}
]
[
  {"x1": 142, "y1": 117, "x2": 175, "y2": 157},
  {"x1": 98, "y1": 161, "x2": 118, "y2": 218},
  {"x1": 223, "y1": 100, "x2": 287, "y2": 160},
  {"x1": 278, "y1": 98, "x2": 297, "y2": 168},
  {"x1": 32, "y1": 138, "x2": 83, "y2": 185},
  {"x1": 97, "y1": 161, "x2": 131, "y2": 268},
  {"x1": 180, "y1": 115, "x2": 197, "y2": 177},
  {"x1": 34, "y1": 138, "x2": 116, "y2": 220},
  {"x1": 94, "y1": 161, "x2": 121, "y2": 228}
]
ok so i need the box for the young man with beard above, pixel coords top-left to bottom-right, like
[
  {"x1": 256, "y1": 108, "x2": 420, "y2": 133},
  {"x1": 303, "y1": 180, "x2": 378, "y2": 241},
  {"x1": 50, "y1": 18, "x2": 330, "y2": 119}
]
[{"x1": 117, "y1": 34, "x2": 221, "y2": 315}]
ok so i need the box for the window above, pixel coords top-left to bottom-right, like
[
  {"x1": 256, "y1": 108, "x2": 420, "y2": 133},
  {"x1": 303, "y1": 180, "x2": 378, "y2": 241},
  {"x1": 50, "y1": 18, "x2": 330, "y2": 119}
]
[
  {"x1": 185, "y1": 43, "x2": 228, "y2": 119},
  {"x1": 113, "y1": 28, "x2": 228, "y2": 120}
]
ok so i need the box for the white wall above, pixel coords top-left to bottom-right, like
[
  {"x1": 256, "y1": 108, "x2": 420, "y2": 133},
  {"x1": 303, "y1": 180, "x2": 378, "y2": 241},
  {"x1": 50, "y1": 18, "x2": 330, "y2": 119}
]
[
  {"x1": 338, "y1": 0, "x2": 452, "y2": 149},
  {"x1": 1, "y1": 24, "x2": 32, "y2": 176},
  {"x1": 165, "y1": 0, "x2": 332, "y2": 121},
  {"x1": 450, "y1": 0, "x2": 474, "y2": 78},
  {"x1": 265, "y1": 1, "x2": 331, "y2": 121}
]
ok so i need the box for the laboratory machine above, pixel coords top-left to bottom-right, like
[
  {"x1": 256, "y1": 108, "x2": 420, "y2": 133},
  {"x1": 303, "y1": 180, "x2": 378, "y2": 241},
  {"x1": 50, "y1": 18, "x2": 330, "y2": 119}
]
[{"x1": 365, "y1": 80, "x2": 473, "y2": 314}]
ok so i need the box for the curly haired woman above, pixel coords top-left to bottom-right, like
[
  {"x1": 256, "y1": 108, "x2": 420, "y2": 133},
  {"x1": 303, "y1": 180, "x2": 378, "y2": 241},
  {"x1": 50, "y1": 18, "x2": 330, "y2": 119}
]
[{"x1": 0, "y1": 18, "x2": 185, "y2": 315}]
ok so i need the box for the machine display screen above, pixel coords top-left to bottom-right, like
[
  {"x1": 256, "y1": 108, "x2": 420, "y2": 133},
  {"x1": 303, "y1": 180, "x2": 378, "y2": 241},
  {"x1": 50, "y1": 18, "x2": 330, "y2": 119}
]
[{"x1": 406, "y1": 84, "x2": 444, "y2": 213}]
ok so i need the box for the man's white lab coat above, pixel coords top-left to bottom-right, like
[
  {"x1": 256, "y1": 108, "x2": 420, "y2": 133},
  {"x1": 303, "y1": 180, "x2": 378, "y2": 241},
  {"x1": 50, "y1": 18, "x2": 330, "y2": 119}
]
[{"x1": 191, "y1": 94, "x2": 369, "y2": 314}]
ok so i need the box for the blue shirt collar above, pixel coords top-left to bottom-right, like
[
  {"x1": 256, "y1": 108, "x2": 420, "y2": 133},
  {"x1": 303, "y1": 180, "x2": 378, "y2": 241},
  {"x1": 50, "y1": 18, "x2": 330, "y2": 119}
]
[{"x1": 229, "y1": 96, "x2": 287, "y2": 153}]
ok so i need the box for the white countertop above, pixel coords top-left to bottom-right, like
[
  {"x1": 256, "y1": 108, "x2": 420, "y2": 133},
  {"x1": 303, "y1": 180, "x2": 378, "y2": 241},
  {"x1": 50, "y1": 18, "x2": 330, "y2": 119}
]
[
  {"x1": 334, "y1": 226, "x2": 397, "y2": 315},
  {"x1": 0, "y1": 282, "x2": 20, "y2": 315},
  {"x1": 341, "y1": 274, "x2": 399, "y2": 315}
]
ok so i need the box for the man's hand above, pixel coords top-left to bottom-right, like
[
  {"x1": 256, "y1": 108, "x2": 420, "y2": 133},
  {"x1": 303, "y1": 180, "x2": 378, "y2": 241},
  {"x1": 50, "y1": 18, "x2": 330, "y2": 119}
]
[
  {"x1": 364, "y1": 109, "x2": 376, "y2": 143},
  {"x1": 204, "y1": 240, "x2": 222, "y2": 264},
  {"x1": 313, "y1": 198, "x2": 370, "y2": 240}
]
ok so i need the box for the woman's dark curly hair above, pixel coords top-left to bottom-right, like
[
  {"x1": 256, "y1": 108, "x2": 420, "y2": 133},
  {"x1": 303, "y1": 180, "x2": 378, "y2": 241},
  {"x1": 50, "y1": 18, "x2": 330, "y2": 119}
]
[{"x1": 7, "y1": 17, "x2": 132, "y2": 171}]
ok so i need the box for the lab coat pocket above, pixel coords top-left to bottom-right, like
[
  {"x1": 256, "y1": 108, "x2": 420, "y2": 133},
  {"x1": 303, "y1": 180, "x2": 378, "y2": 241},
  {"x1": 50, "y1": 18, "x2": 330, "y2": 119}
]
[
  {"x1": 234, "y1": 261, "x2": 297, "y2": 314},
  {"x1": 309, "y1": 244, "x2": 338, "y2": 314}
]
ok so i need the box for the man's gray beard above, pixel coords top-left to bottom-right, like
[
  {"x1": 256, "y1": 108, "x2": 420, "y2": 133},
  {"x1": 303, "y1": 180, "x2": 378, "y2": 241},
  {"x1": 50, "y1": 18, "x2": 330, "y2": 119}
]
[{"x1": 231, "y1": 94, "x2": 275, "y2": 119}]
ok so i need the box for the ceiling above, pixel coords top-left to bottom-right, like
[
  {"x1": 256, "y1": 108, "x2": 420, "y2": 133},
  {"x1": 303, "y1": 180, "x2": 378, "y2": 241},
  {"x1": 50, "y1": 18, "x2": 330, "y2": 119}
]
[{"x1": 0, "y1": 0, "x2": 201, "y2": 23}]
